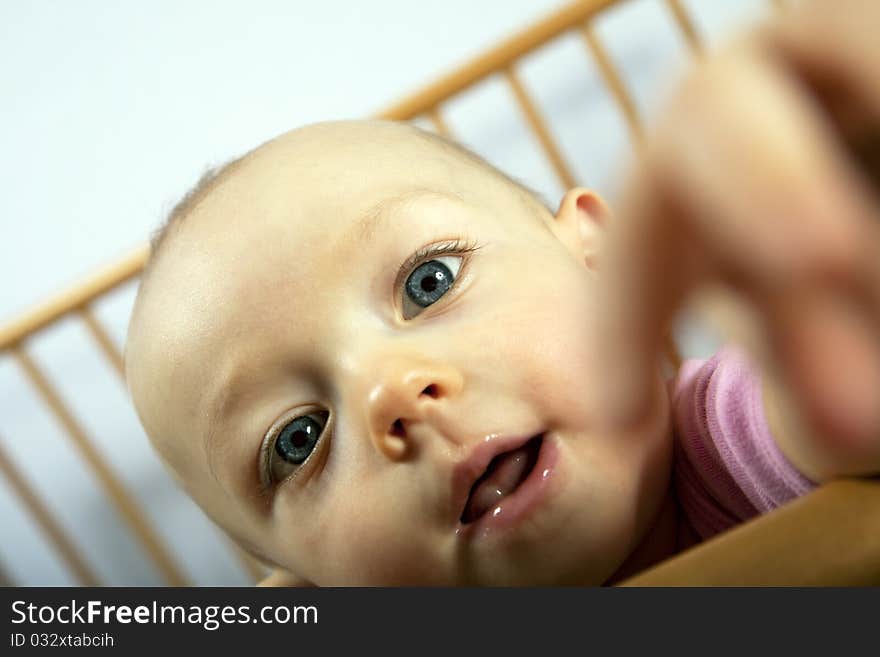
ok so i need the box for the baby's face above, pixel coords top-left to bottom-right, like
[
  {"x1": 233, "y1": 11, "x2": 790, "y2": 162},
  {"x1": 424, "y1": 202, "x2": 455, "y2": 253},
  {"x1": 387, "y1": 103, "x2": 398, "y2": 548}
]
[{"x1": 126, "y1": 121, "x2": 672, "y2": 585}]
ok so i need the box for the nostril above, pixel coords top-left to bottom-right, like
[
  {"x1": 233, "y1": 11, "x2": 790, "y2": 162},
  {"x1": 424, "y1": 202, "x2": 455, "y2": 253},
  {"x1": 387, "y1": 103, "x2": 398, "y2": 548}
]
[
  {"x1": 390, "y1": 419, "x2": 406, "y2": 438},
  {"x1": 421, "y1": 384, "x2": 438, "y2": 398}
]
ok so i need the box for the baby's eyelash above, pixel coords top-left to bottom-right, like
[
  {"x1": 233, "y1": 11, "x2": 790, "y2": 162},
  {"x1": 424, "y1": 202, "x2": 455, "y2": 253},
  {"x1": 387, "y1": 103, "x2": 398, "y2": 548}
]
[{"x1": 396, "y1": 237, "x2": 482, "y2": 292}]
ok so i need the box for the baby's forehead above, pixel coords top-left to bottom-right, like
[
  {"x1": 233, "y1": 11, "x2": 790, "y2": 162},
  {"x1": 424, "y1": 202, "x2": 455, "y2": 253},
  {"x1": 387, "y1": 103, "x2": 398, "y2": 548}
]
[{"x1": 179, "y1": 124, "x2": 475, "y2": 236}]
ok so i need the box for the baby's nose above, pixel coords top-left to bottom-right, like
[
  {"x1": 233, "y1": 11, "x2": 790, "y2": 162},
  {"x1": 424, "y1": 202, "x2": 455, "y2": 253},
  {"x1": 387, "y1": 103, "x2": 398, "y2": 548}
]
[{"x1": 363, "y1": 357, "x2": 463, "y2": 461}]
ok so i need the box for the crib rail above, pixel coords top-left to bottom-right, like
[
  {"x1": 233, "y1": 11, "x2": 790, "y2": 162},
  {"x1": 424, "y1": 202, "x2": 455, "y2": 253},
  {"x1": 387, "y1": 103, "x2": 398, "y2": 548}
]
[
  {"x1": 0, "y1": 0, "x2": 802, "y2": 586},
  {"x1": 619, "y1": 478, "x2": 880, "y2": 586},
  {"x1": 0, "y1": 246, "x2": 148, "y2": 352}
]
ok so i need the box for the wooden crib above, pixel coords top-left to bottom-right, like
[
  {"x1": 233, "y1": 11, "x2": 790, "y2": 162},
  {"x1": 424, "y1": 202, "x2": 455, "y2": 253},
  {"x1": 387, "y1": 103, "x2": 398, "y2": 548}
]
[{"x1": 1, "y1": 0, "x2": 877, "y2": 586}]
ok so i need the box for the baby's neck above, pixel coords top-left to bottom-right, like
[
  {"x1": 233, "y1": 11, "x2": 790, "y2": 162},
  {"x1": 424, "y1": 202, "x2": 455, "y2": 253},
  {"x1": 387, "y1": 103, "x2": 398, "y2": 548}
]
[{"x1": 603, "y1": 484, "x2": 678, "y2": 585}]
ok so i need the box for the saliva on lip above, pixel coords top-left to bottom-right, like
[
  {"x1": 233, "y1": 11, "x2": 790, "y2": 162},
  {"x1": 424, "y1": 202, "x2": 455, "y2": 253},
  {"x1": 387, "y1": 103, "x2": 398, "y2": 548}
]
[{"x1": 455, "y1": 505, "x2": 503, "y2": 538}]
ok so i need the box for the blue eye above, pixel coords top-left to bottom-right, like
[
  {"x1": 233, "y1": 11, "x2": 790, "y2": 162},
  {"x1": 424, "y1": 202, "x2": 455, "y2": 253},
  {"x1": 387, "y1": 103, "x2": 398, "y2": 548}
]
[
  {"x1": 402, "y1": 255, "x2": 462, "y2": 318},
  {"x1": 274, "y1": 413, "x2": 327, "y2": 465}
]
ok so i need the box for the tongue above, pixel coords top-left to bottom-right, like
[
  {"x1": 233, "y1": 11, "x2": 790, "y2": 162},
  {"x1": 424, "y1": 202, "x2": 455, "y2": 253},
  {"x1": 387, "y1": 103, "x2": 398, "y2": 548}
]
[{"x1": 461, "y1": 440, "x2": 540, "y2": 523}]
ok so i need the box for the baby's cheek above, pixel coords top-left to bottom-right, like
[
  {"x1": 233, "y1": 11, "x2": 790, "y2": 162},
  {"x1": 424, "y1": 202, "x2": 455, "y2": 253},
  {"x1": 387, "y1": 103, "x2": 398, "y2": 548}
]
[
  {"x1": 519, "y1": 280, "x2": 597, "y2": 428},
  {"x1": 271, "y1": 443, "x2": 454, "y2": 584},
  {"x1": 310, "y1": 495, "x2": 449, "y2": 586}
]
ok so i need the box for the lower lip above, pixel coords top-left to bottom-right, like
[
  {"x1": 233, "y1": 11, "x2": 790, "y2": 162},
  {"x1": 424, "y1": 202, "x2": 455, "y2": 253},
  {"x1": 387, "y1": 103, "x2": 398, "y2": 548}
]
[{"x1": 455, "y1": 433, "x2": 561, "y2": 542}]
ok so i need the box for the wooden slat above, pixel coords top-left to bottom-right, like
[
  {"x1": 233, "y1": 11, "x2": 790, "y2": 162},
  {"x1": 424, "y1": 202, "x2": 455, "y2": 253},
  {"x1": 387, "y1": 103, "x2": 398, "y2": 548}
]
[
  {"x1": 579, "y1": 23, "x2": 644, "y2": 147},
  {"x1": 377, "y1": 0, "x2": 622, "y2": 120},
  {"x1": 663, "y1": 0, "x2": 703, "y2": 55},
  {"x1": 503, "y1": 66, "x2": 579, "y2": 190},
  {"x1": 0, "y1": 438, "x2": 101, "y2": 586},
  {"x1": 427, "y1": 108, "x2": 451, "y2": 137},
  {"x1": 78, "y1": 306, "x2": 125, "y2": 378},
  {"x1": 0, "y1": 244, "x2": 149, "y2": 352},
  {"x1": 11, "y1": 344, "x2": 189, "y2": 586}
]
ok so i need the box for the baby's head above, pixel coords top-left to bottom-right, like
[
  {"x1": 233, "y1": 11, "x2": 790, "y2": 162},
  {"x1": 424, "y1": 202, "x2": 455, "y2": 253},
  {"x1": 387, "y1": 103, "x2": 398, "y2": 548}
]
[{"x1": 124, "y1": 120, "x2": 672, "y2": 585}]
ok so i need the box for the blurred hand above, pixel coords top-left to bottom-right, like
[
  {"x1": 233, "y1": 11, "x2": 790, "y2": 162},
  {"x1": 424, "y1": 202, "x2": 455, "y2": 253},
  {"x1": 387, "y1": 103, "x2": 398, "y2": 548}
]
[{"x1": 591, "y1": 0, "x2": 880, "y2": 475}]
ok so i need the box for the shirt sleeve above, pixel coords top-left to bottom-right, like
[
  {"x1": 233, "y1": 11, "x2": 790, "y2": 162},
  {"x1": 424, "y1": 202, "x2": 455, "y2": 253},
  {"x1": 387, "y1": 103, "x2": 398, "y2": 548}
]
[{"x1": 671, "y1": 345, "x2": 817, "y2": 544}]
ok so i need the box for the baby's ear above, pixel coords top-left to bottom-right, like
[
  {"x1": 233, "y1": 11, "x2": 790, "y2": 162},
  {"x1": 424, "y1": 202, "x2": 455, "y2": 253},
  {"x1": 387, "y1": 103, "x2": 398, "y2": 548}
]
[
  {"x1": 257, "y1": 568, "x2": 315, "y2": 587},
  {"x1": 552, "y1": 187, "x2": 611, "y2": 269}
]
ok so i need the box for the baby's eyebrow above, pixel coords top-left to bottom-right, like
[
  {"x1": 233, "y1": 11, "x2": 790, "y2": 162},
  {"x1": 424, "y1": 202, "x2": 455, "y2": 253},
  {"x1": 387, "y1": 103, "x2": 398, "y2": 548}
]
[{"x1": 341, "y1": 188, "x2": 464, "y2": 249}]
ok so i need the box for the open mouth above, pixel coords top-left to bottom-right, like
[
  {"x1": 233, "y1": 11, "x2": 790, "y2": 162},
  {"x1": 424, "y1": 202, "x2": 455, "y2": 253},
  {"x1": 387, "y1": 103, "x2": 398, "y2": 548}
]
[{"x1": 460, "y1": 434, "x2": 544, "y2": 524}]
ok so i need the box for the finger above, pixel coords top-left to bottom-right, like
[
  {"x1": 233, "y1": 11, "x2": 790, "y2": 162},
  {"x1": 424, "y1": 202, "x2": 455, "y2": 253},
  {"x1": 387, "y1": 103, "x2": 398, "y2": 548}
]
[
  {"x1": 670, "y1": 46, "x2": 880, "y2": 446},
  {"x1": 590, "y1": 45, "x2": 835, "y2": 427},
  {"x1": 759, "y1": 285, "x2": 880, "y2": 451},
  {"x1": 762, "y1": 1, "x2": 880, "y2": 206},
  {"x1": 763, "y1": 0, "x2": 880, "y2": 128},
  {"x1": 764, "y1": 202, "x2": 880, "y2": 450},
  {"x1": 592, "y1": 38, "x2": 878, "y2": 431},
  {"x1": 657, "y1": 40, "x2": 880, "y2": 404},
  {"x1": 847, "y1": 128, "x2": 880, "y2": 197},
  {"x1": 655, "y1": 43, "x2": 872, "y2": 288},
  {"x1": 589, "y1": 168, "x2": 706, "y2": 429}
]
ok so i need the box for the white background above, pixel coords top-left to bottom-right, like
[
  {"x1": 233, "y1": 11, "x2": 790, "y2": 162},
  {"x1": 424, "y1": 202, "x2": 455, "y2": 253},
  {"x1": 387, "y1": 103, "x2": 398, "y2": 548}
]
[{"x1": 0, "y1": 0, "x2": 774, "y2": 585}]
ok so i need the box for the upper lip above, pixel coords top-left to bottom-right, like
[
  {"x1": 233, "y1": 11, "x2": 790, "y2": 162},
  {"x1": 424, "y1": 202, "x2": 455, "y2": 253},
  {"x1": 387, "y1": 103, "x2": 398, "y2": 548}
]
[{"x1": 450, "y1": 432, "x2": 542, "y2": 524}]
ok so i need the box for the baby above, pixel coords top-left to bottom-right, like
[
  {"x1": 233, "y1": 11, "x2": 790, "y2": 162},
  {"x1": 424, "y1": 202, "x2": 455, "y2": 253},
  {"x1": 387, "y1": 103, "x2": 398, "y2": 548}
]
[{"x1": 124, "y1": 0, "x2": 880, "y2": 586}]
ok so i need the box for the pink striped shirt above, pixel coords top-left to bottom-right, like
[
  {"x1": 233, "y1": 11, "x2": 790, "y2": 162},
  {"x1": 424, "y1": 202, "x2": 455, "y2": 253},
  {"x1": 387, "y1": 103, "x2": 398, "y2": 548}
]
[{"x1": 671, "y1": 345, "x2": 816, "y2": 548}]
